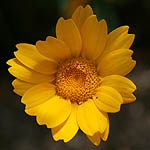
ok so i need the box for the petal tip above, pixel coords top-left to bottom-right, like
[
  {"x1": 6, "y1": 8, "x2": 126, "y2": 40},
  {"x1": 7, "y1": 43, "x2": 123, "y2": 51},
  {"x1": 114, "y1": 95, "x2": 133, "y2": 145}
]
[{"x1": 85, "y1": 4, "x2": 93, "y2": 11}]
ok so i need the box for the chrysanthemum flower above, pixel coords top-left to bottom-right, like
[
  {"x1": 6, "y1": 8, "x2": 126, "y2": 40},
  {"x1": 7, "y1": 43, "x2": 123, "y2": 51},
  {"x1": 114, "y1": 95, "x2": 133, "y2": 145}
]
[{"x1": 7, "y1": 5, "x2": 136, "y2": 146}]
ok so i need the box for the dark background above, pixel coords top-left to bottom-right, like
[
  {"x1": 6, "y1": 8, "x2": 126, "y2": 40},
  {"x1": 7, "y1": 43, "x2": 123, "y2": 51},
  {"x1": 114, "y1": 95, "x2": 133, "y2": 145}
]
[{"x1": 0, "y1": 0, "x2": 150, "y2": 150}]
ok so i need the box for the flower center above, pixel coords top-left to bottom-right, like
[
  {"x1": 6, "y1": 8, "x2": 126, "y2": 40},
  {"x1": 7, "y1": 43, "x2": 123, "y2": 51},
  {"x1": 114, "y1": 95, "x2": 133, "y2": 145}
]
[{"x1": 55, "y1": 57, "x2": 100, "y2": 103}]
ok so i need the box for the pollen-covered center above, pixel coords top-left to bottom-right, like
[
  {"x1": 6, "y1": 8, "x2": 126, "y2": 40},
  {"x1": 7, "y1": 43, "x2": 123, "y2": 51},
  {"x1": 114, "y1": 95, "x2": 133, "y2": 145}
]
[{"x1": 55, "y1": 57, "x2": 101, "y2": 103}]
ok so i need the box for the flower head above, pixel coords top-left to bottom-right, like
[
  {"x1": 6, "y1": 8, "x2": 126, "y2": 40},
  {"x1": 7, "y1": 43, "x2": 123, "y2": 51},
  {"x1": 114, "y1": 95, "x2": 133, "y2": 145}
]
[{"x1": 7, "y1": 5, "x2": 136, "y2": 146}]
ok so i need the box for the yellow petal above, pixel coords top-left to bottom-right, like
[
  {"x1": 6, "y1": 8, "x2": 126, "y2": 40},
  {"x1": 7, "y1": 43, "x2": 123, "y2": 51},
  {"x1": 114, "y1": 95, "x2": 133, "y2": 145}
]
[
  {"x1": 101, "y1": 116, "x2": 109, "y2": 141},
  {"x1": 87, "y1": 132, "x2": 101, "y2": 146},
  {"x1": 25, "y1": 96, "x2": 71, "y2": 128},
  {"x1": 36, "y1": 96, "x2": 71, "y2": 128},
  {"x1": 123, "y1": 94, "x2": 136, "y2": 104},
  {"x1": 36, "y1": 36, "x2": 71, "y2": 63},
  {"x1": 13, "y1": 89, "x2": 25, "y2": 96},
  {"x1": 72, "y1": 5, "x2": 93, "y2": 32},
  {"x1": 21, "y1": 83, "x2": 56, "y2": 108},
  {"x1": 77, "y1": 99, "x2": 107, "y2": 136},
  {"x1": 52, "y1": 103, "x2": 79, "y2": 142},
  {"x1": 14, "y1": 43, "x2": 57, "y2": 74},
  {"x1": 108, "y1": 25, "x2": 129, "y2": 38},
  {"x1": 97, "y1": 49, "x2": 136, "y2": 77},
  {"x1": 81, "y1": 15, "x2": 107, "y2": 61},
  {"x1": 64, "y1": 0, "x2": 92, "y2": 18},
  {"x1": 56, "y1": 17, "x2": 82, "y2": 57},
  {"x1": 7, "y1": 58, "x2": 54, "y2": 83},
  {"x1": 101, "y1": 75, "x2": 136, "y2": 104},
  {"x1": 103, "y1": 26, "x2": 135, "y2": 56},
  {"x1": 12, "y1": 79, "x2": 35, "y2": 96},
  {"x1": 94, "y1": 86, "x2": 123, "y2": 113},
  {"x1": 25, "y1": 104, "x2": 39, "y2": 116},
  {"x1": 86, "y1": 114, "x2": 109, "y2": 145}
]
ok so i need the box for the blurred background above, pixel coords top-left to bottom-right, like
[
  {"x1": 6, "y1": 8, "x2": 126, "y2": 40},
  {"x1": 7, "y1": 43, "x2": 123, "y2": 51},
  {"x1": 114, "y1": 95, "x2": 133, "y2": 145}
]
[{"x1": 0, "y1": 0, "x2": 150, "y2": 150}]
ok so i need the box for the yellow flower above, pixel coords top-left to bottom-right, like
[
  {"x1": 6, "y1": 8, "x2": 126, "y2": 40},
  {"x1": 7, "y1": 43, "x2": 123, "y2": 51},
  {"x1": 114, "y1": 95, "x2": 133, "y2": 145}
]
[{"x1": 7, "y1": 5, "x2": 136, "y2": 146}]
